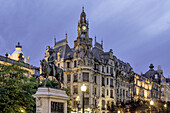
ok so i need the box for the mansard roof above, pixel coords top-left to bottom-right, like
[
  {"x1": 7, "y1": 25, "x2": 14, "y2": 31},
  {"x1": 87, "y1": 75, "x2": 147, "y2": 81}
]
[
  {"x1": 117, "y1": 59, "x2": 132, "y2": 72},
  {"x1": 92, "y1": 46, "x2": 104, "y2": 62},
  {"x1": 55, "y1": 39, "x2": 67, "y2": 45},
  {"x1": 144, "y1": 64, "x2": 158, "y2": 78},
  {"x1": 54, "y1": 42, "x2": 73, "y2": 60},
  {"x1": 143, "y1": 64, "x2": 161, "y2": 84}
]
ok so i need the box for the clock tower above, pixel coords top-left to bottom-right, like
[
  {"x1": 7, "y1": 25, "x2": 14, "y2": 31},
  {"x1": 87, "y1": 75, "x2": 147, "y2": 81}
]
[
  {"x1": 74, "y1": 7, "x2": 93, "y2": 58},
  {"x1": 78, "y1": 7, "x2": 89, "y2": 37}
]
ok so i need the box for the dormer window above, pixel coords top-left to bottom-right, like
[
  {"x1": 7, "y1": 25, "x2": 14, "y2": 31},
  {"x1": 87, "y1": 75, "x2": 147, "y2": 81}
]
[
  {"x1": 155, "y1": 74, "x2": 158, "y2": 79},
  {"x1": 74, "y1": 61, "x2": 77, "y2": 67},
  {"x1": 67, "y1": 62, "x2": 70, "y2": 68}
]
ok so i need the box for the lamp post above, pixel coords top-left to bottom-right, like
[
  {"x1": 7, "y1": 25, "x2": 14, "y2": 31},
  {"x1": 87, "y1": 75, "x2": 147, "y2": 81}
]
[
  {"x1": 81, "y1": 84, "x2": 87, "y2": 113},
  {"x1": 164, "y1": 104, "x2": 167, "y2": 112},
  {"x1": 150, "y1": 100, "x2": 154, "y2": 113},
  {"x1": 76, "y1": 96, "x2": 80, "y2": 113}
]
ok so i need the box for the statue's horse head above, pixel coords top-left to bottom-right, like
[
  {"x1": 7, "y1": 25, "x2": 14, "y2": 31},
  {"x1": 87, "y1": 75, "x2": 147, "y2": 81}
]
[{"x1": 40, "y1": 59, "x2": 50, "y2": 78}]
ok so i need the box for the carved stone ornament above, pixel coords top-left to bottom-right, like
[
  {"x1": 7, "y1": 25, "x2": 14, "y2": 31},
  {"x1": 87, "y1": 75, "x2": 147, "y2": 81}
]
[{"x1": 36, "y1": 97, "x2": 41, "y2": 107}]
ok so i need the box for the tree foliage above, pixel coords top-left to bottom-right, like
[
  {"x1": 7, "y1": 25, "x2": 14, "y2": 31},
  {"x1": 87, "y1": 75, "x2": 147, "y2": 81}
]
[
  {"x1": 0, "y1": 63, "x2": 38, "y2": 113},
  {"x1": 0, "y1": 63, "x2": 71, "y2": 113}
]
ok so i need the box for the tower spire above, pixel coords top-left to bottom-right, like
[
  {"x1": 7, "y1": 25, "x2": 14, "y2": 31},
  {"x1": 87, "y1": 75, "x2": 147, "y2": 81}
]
[
  {"x1": 65, "y1": 33, "x2": 68, "y2": 43},
  {"x1": 95, "y1": 35, "x2": 96, "y2": 44},
  {"x1": 82, "y1": 6, "x2": 84, "y2": 12},
  {"x1": 101, "y1": 40, "x2": 103, "y2": 48},
  {"x1": 54, "y1": 36, "x2": 56, "y2": 46},
  {"x1": 16, "y1": 42, "x2": 22, "y2": 48}
]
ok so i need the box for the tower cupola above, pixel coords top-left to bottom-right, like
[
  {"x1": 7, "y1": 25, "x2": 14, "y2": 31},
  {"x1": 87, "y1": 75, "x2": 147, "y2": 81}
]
[{"x1": 78, "y1": 7, "x2": 89, "y2": 37}]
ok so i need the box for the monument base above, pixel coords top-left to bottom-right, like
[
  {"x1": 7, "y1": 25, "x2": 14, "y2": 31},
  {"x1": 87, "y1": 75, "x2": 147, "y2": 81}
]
[{"x1": 33, "y1": 87, "x2": 69, "y2": 113}]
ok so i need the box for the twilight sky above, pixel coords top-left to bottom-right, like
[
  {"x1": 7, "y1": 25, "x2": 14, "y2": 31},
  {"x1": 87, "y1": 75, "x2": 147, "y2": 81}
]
[{"x1": 0, "y1": 0, "x2": 170, "y2": 77}]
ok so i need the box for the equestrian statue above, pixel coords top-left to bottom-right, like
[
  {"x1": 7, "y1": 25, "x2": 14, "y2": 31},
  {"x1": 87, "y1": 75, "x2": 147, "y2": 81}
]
[{"x1": 40, "y1": 48, "x2": 63, "y2": 88}]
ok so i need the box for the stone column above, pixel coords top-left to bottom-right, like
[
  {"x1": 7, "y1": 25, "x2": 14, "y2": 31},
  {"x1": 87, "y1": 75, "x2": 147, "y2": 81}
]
[{"x1": 33, "y1": 87, "x2": 69, "y2": 113}]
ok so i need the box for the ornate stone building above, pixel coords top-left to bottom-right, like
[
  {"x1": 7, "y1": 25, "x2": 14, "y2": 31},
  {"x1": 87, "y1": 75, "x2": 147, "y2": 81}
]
[
  {"x1": 43, "y1": 8, "x2": 135, "y2": 113},
  {"x1": 133, "y1": 64, "x2": 162, "y2": 103},
  {"x1": 42, "y1": 7, "x2": 170, "y2": 113},
  {"x1": 0, "y1": 42, "x2": 33, "y2": 76}
]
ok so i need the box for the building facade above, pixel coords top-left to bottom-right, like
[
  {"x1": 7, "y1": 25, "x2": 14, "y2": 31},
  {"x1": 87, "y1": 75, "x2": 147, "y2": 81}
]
[
  {"x1": 0, "y1": 42, "x2": 33, "y2": 76},
  {"x1": 41, "y1": 8, "x2": 170, "y2": 113},
  {"x1": 42, "y1": 8, "x2": 135, "y2": 113}
]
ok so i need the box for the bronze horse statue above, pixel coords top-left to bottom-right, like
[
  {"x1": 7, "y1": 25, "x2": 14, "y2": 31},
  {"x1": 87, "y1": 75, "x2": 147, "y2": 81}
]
[{"x1": 40, "y1": 49, "x2": 63, "y2": 88}]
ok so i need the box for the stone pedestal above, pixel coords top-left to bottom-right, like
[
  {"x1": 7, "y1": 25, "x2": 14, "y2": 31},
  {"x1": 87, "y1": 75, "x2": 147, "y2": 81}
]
[{"x1": 33, "y1": 87, "x2": 69, "y2": 113}]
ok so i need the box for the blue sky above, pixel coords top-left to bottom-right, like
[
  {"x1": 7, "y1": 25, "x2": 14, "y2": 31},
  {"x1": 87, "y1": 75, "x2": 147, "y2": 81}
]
[{"x1": 0, "y1": 0, "x2": 170, "y2": 77}]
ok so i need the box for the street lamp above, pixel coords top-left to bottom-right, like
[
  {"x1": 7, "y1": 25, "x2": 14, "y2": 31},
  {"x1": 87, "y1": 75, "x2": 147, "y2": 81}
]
[
  {"x1": 164, "y1": 104, "x2": 167, "y2": 112},
  {"x1": 76, "y1": 96, "x2": 80, "y2": 113},
  {"x1": 164, "y1": 104, "x2": 167, "y2": 108},
  {"x1": 81, "y1": 84, "x2": 87, "y2": 113},
  {"x1": 150, "y1": 100, "x2": 154, "y2": 112},
  {"x1": 87, "y1": 108, "x2": 90, "y2": 112},
  {"x1": 150, "y1": 100, "x2": 154, "y2": 105}
]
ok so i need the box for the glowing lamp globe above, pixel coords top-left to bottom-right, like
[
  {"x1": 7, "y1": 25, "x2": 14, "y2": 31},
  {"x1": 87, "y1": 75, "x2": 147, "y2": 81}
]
[
  {"x1": 81, "y1": 84, "x2": 87, "y2": 92},
  {"x1": 150, "y1": 100, "x2": 154, "y2": 105},
  {"x1": 76, "y1": 96, "x2": 80, "y2": 101}
]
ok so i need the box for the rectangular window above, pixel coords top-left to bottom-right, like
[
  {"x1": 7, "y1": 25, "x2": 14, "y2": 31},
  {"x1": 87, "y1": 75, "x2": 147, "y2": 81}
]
[
  {"x1": 102, "y1": 66, "x2": 104, "y2": 73},
  {"x1": 102, "y1": 77, "x2": 105, "y2": 86},
  {"x1": 84, "y1": 98, "x2": 89, "y2": 105},
  {"x1": 67, "y1": 62, "x2": 70, "y2": 68},
  {"x1": 67, "y1": 75, "x2": 70, "y2": 82},
  {"x1": 74, "y1": 61, "x2": 77, "y2": 67},
  {"x1": 83, "y1": 72, "x2": 89, "y2": 82},
  {"x1": 73, "y1": 73, "x2": 78, "y2": 82},
  {"x1": 107, "y1": 67, "x2": 109, "y2": 73},
  {"x1": 73, "y1": 85, "x2": 78, "y2": 94},
  {"x1": 102, "y1": 100, "x2": 105, "y2": 110},
  {"x1": 95, "y1": 88, "x2": 97, "y2": 95},
  {"x1": 110, "y1": 67, "x2": 113, "y2": 76},
  {"x1": 110, "y1": 90, "x2": 113, "y2": 98},
  {"x1": 110, "y1": 78, "x2": 113, "y2": 87},
  {"x1": 107, "y1": 78, "x2": 109, "y2": 85},
  {"x1": 94, "y1": 76, "x2": 97, "y2": 83},
  {"x1": 102, "y1": 88, "x2": 105, "y2": 97}
]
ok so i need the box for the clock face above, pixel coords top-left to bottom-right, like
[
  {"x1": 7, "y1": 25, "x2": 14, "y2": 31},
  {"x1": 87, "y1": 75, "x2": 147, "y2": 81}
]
[{"x1": 82, "y1": 26, "x2": 86, "y2": 30}]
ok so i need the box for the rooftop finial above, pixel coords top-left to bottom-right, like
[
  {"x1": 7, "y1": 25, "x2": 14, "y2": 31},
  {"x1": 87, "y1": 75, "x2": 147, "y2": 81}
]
[
  {"x1": 82, "y1": 6, "x2": 84, "y2": 12},
  {"x1": 95, "y1": 35, "x2": 96, "y2": 43},
  {"x1": 101, "y1": 40, "x2": 103, "y2": 48},
  {"x1": 149, "y1": 64, "x2": 154, "y2": 69},
  {"x1": 16, "y1": 42, "x2": 22, "y2": 48},
  {"x1": 54, "y1": 36, "x2": 56, "y2": 46},
  {"x1": 65, "y1": 33, "x2": 68, "y2": 42}
]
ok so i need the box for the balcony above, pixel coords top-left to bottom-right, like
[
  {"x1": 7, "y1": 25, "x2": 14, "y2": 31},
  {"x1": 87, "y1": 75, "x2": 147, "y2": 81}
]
[
  {"x1": 110, "y1": 85, "x2": 114, "y2": 87},
  {"x1": 102, "y1": 107, "x2": 105, "y2": 110},
  {"x1": 65, "y1": 68, "x2": 72, "y2": 71},
  {"x1": 83, "y1": 80, "x2": 89, "y2": 82},
  {"x1": 73, "y1": 79, "x2": 78, "y2": 82}
]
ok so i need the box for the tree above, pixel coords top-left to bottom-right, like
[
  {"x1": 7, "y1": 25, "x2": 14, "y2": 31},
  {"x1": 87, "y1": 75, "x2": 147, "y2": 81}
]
[
  {"x1": 0, "y1": 63, "x2": 71, "y2": 113},
  {"x1": 0, "y1": 63, "x2": 38, "y2": 113}
]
